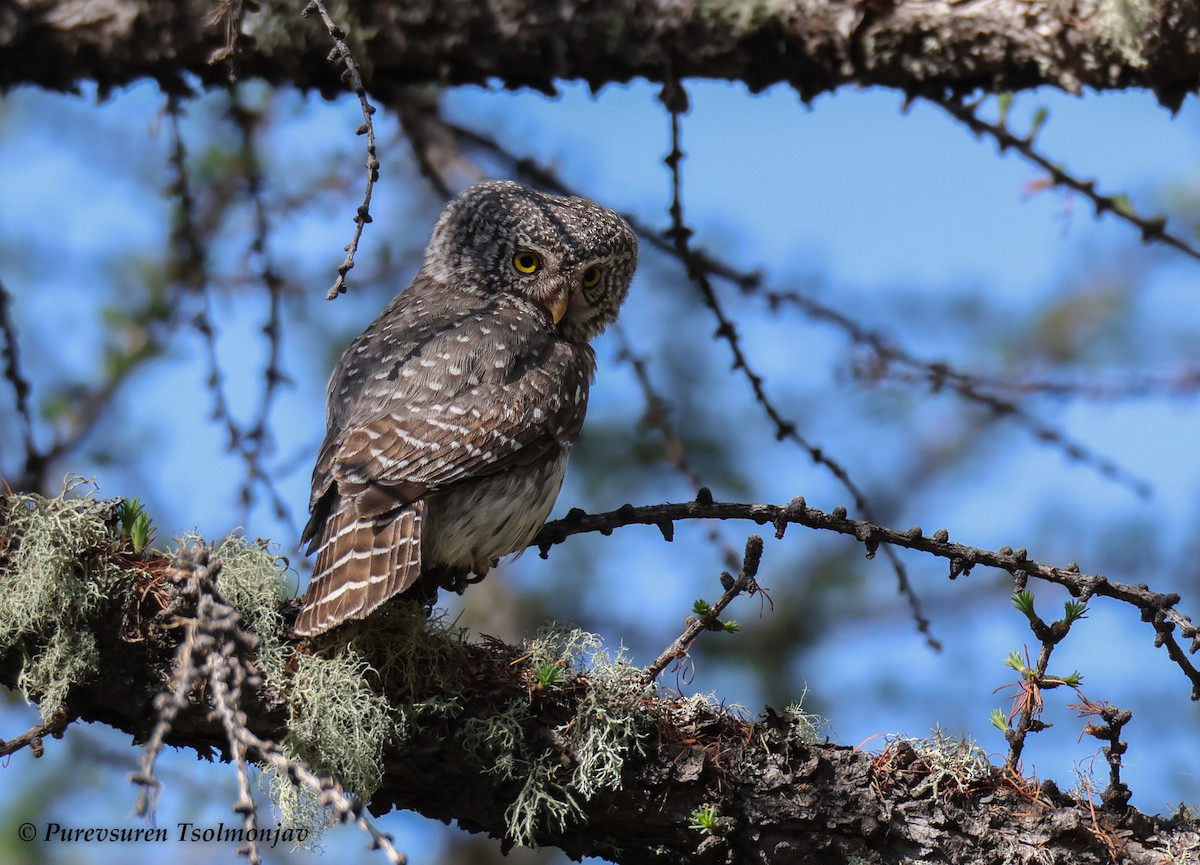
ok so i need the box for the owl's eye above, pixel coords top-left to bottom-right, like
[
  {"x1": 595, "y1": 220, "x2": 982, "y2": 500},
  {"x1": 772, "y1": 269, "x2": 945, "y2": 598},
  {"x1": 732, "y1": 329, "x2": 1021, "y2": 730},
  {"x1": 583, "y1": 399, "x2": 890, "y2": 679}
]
[
  {"x1": 512, "y1": 251, "x2": 542, "y2": 274},
  {"x1": 581, "y1": 266, "x2": 602, "y2": 288}
]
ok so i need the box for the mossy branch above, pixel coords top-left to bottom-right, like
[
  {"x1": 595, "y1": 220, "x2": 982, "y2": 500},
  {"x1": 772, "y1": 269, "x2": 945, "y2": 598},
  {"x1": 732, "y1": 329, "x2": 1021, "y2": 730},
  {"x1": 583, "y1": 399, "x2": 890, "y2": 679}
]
[{"x1": 0, "y1": 490, "x2": 1197, "y2": 864}]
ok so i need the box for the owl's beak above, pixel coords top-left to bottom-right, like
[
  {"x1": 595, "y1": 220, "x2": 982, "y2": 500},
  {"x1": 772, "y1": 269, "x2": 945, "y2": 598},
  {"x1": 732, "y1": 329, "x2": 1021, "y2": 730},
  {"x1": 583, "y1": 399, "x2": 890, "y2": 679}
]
[{"x1": 548, "y1": 285, "x2": 570, "y2": 324}]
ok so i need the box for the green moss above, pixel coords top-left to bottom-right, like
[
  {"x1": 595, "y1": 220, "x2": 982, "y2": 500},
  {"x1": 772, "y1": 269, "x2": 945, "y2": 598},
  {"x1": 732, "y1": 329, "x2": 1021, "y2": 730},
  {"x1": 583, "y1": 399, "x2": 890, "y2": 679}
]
[{"x1": 0, "y1": 482, "x2": 128, "y2": 718}]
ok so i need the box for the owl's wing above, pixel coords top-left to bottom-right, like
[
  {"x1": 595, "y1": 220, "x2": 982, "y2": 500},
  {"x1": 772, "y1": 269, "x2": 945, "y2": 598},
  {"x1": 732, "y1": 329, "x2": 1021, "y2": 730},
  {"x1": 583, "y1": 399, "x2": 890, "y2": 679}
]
[{"x1": 331, "y1": 345, "x2": 591, "y2": 496}]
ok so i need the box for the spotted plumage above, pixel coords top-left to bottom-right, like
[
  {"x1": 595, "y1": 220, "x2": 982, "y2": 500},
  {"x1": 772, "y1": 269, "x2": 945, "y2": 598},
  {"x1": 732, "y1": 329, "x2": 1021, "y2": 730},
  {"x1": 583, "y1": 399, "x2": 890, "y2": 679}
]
[{"x1": 294, "y1": 180, "x2": 637, "y2": 637}]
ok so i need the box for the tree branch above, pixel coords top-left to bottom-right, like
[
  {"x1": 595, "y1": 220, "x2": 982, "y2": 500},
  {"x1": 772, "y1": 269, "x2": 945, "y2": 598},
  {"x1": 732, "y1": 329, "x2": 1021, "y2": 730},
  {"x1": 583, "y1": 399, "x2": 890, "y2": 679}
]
[
  {"x1": 1, "y1": 492, "x2": 1197, "y2": 863},
  {"x1": 534, "y1": 493, "x2": 1200, "y2": 699},
  {"x1": 3, "y1": 0, "x2": 1199, "y2": 104}
]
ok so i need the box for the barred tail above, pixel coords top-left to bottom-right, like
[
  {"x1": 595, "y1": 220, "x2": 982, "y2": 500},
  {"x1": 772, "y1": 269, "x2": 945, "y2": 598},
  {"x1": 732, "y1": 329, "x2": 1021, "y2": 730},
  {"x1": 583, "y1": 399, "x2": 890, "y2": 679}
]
[{"x1": 294, "y1": 499, "x2": 424, "y2": 637}]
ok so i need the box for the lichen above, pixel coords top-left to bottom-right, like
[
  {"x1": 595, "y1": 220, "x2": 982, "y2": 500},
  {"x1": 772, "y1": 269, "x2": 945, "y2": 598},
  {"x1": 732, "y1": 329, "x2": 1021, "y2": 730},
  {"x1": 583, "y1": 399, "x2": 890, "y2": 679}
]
[
  {"x1": 504, "y1": 751, "x2": 586, "y2": 846},
  {"x1": 0, "y1": 480, "x2": 128, "y2": 718},
  {"x1": 563, "y1": 647, "x2": 651, "y2": 799},
  {"x1": 274, "y1": 644, "x2": 398, "y2": 831},
  {"x1": 780, "y1": 689, "x2": 828, "y2": 745},
  {"x1": 1095, "y1": 0, "x2": 1157, "y2": 68},
  {"x1": 458, "y1": 698, "x2": 529, "y2": 781},
  {"x1": 268, "y1": 604, "x2": 471, "y2": 834},
  {"x1": 207, "y1": 534, "x2": 291, "y2": 683},
  {"x1": 499, "y1": 626, "x2": 654, "y2": 846},
  {"x1": 896, "y1": 726, "x2": 992, "y2": 799}
]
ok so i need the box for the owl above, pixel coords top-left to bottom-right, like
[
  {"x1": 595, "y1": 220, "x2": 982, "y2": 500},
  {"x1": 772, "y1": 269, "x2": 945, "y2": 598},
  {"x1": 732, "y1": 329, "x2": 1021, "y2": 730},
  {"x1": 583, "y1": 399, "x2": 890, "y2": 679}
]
[{"x1": 294, "y1": 180, "x2": 637, "y2": 637}]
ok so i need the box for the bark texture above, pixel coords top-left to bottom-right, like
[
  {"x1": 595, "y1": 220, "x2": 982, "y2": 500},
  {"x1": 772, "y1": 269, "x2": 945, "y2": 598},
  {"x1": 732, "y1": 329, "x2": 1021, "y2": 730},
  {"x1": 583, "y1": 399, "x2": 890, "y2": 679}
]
[
  {"x1": 0, "y1": 511, "x2": 1195, "y2": 865},
  {"x1": 0, "y1": 600, "x2": 1193, "y2": 865},
  {"x1": 3, "y1": 0, "x2": 1200, "y2": 104}
]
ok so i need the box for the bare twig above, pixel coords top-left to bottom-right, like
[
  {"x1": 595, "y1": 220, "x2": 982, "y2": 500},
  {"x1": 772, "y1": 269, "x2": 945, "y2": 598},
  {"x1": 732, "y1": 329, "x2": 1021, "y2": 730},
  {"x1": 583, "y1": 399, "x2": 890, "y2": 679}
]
[
  {"x1": 236, "y1": 725, "x2": 407, "y2": 864},
  {"x1": 228, "y1": 96, "x2": 296, "y2": 529},
  {"x1": 533, "y1": 494, "x2": 1200, "y2": 698},
  {"x1": 865, "y1": 364, "x2": 1200, "y2": 401},
  {"x1": 613, "y1": 324, "x2": 743, "y2": 570},
  {"x1": 660, "y1": 85, "x2": 939, "y2": 651},
  {"x1": 303, "y1": 0, "x2": 380, "y2": 299},
  {"x1": 936, "y1": 97, "x2": 1200, "y2": 266},
  {"x1": 0, "y1": 709, "x2": 73, "y2": 759},
  {"x1": 767, "y1": 289, "x2": 1154, "y2": 497},
  {"x1": 1073, "y1": 697, "x2": 1133, "y2": 813},
  {"x1": 646, "y1": 535, "x2": 767, "y2": 680},
  {"x1": 394, "y1": 95, "x2": 453, "y2": 200},
  {"x1": 0, "y1": 277, "x2": 37, "y2": 479},
  {"x1": 168, "y1": 93, "x2": 297, "y2": 532}
]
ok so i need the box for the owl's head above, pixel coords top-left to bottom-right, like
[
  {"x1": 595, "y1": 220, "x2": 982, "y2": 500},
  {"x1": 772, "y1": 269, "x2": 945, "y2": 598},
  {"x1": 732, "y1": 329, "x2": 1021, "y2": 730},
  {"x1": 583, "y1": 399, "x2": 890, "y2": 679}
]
[{"x1": 424, "y1": 180, "x2": 637, "y2": 343}]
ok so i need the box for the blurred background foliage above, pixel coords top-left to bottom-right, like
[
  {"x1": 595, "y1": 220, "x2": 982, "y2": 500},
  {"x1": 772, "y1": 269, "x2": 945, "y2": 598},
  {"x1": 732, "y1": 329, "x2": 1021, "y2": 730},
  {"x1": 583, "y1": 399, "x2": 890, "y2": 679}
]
[{"x1": 1, "y1": 77, "x2": 1199, "y2": 863}]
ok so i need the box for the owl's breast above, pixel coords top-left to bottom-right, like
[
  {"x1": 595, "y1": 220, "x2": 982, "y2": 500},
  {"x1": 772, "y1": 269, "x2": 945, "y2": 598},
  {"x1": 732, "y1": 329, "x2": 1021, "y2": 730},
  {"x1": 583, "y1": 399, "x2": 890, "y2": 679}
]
[{"x1": 420, "y1": 447, "x2": 569, "y2": 568}]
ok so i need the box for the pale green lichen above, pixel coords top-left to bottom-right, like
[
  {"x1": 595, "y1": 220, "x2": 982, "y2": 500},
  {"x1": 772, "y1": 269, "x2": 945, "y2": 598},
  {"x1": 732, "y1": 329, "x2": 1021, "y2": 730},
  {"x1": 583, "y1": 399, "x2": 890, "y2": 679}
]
[
  {"x1": 504, "y1": 751, "x2": 585, "y2": 846},
  {"x1": 499, "y1": 627, "x2": 653, "y2": 846},
  {"x1": 207, "y1": 534, "x2": 291, "y2": 682},
  {"x1": 458, "y1": 699, "x2": 529, "y2": 781},
  {"x1": 273, "y1": 644, "x2": 398, "y2": 832},
  {"x1": 780, "y1": 689, "x2": 828, "y2": 745},
  {"x1": 895, "y1": 726, "x2": 993, "y2": 799},
  {"x1": 564, "y1": 651, "x2": 650, "y2": 799},
  {"x1": 0, "y1": 481, "x2": 128, "y2": 718},
  {"x1": 268, "y1": 604, "x2": 471, "y2": 834},
  {"x1": 1095, "y1": 0, "x2": 1159, "y2": 68},
  {"x1": 696, "y1": 0, "x2": 791, "y2": 33}
]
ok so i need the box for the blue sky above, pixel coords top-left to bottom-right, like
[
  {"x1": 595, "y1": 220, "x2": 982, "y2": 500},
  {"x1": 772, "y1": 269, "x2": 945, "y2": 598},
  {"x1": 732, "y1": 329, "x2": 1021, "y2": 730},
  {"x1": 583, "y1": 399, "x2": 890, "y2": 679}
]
[{"x1": 2, "y1": 77, "x2": 1199, "y2": 862}]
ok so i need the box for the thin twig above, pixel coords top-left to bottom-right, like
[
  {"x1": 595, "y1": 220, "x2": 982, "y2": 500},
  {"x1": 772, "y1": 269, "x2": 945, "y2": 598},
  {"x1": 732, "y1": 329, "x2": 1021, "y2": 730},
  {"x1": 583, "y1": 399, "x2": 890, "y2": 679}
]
[
  {"x1": 767, "y1": 289, "x2": 1153, "y2": 497},
  {"x1": 303, "y1": 0, "x2": 380, "y2": 299},
  {"x1": 645, "y1": 535, "x2": 766, "y2": 680},
  {"x1": 394, "y1": 96, "x2": 453, "y2": 200},
  {"x1": 613, "y1": 324, "x2": 743, "y2": 570},
  {"x1": 169, "y1": 93, "x2": 298, "y2": 532},
  {"x1": 0, "y1": 709, "x2": 73, "y2": 759},
  {"x1": 867, "y1": 364, "x2": 1200, "y2": 401},
  {"x1": 533, "y1": 494, "x2": 1200, "y2": 698},
  {"x1": 133, "y1": 544, "x2": 407, "y2": 865},
  {"x1": 0, "y1": 277, "x2": 37, "y2": 479},
  {"x1": 936, "y1": 97, "x2": 1200, "y2": 266},
  {"x1": 1073, "y1": 697, "x2": 1133, "y2": 813},
  {"x1": 229, "y1": 95, "x2": 297, "y2": 529},
  {"x1": 660, "y1": 86, "x2": 939, "y2": 651}
]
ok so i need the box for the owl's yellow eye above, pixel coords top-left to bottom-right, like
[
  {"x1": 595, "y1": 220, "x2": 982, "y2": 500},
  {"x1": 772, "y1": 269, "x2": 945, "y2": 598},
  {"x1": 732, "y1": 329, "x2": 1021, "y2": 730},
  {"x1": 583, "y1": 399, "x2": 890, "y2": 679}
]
[
  {"x1": 581, "y1": 266, "x2": 602, "y2": 287},
  {"x1": 513, "y1": 251, "x2": 542, "y2": 274}
]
